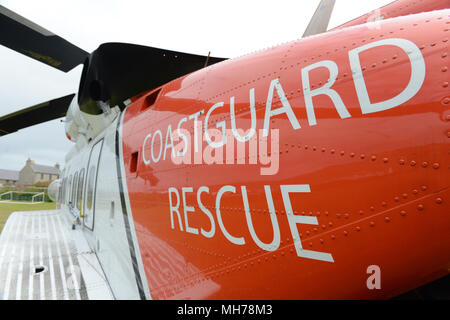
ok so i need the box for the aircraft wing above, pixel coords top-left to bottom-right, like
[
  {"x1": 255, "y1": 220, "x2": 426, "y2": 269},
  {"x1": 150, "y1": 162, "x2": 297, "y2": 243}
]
[{"x1": 0, "y1": 209, "x2": 114, "y2": 300}]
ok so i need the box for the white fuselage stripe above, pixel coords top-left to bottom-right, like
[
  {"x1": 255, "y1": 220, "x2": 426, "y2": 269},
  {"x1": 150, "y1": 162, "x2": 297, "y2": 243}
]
[
  {"x1": 0, "y1": 213, "x2": 17, "y2": 299},
  {"x1": 45, "y1": 214, "x2": 57, "y2": 300},
  {"x1": 15, "y1": 214, "x2": 27, "y2": 299},
  {"x1": 4, "y1": 213, "x2": 23, "y2": 299},
  {"x1": 50, "y1": 213, "x2": 69, "y2": 300},
  {"x1": 28, "y1": 215, "x2": 35, "y2": 299},
  {"x1": 38, "y1": 212, "x2": 45, "y2": 299},
  {"x1": 117, "y1": 110, "x2": 152, "y2": 300},
  {"x1": 56, "y1": 214, "x2": 81, "y2": 300}
]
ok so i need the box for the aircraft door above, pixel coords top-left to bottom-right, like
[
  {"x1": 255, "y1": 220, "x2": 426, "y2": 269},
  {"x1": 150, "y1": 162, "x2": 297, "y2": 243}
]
[{"x1": 83, "y1": 139, "x2": 104, "y2": 230}]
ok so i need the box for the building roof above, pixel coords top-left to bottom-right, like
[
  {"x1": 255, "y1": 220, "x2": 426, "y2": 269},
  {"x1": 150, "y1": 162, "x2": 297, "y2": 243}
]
[
  {"x1": 0, "y1": 169, "x2": 19, "y2": 181},
  {"x1": 31, "y1": 164, "x2": 60, "y2": 175}
]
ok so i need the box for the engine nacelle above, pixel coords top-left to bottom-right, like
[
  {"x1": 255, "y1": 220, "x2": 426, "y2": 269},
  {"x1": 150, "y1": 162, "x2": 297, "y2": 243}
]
[{"x1": 64, "y1": 94, "x2": 120, "y2": 143}]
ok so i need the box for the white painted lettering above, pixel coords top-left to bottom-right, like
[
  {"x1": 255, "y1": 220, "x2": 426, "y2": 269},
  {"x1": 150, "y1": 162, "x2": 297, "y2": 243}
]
[
  {"x1": 263, "y1": 78, "x2": 300, "y2": 137},
  {"x1": 151, "y1": 129, "x2": 163, "y2": 163},
  {"x1": 168, "y1": 187, "x2": 183, "y2": 231},
  {"x1": 280, "y1": 184, "x2": 334, "y2": 262},
  {"x1": 216, "y1": 185, "x2": 245, "y2": 245},
  {"x1": 230, "y1": 88, "x2": 257, "y2": 142},
  {"x1": 349, "y1": 38, "x2": 425, "y2": 114},
  {"x1": 302, "y1": 60, "x2": 351, "y2": 125},
  {"x1": 205, "y1": 102, "x2": 226, "y2": 148},
  {"x1": 181, "y1": 187, "x2": 198, "y2": 235},
  {"x1": 197, "y1": 186, "x2": 215, "y2": 238},
  {"x1": 241, "y1": 185, "x2": 280, "y2": 252}
]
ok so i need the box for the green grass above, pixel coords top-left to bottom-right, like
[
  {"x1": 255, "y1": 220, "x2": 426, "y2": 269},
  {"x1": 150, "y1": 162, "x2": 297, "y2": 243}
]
[{"x1": 0, "y1": 202, "x2": 56, "y2": 234}]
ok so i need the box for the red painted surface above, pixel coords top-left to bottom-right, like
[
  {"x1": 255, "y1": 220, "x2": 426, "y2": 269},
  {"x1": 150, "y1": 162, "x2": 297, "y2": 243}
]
[
  {"x1": 331, "y1": 0, "x2": 450, "y2": 31},
  {"x1": 122, "y1": 9, "x2": 450, "y2": 299}
]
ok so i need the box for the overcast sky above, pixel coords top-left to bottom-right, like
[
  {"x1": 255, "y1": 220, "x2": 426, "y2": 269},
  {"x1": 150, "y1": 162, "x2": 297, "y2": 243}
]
[{"x1": 0, "y1": 0, "x2": 394, "y2": 171}]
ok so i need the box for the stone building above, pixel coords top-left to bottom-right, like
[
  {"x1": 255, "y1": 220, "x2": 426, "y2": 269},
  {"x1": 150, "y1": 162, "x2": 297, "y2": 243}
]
[
  {"x1": 0, "y1": 169, "x2": 19, "y2": 186},
  {"x1": 17, "y1": 158, "x2": 61, "y2": 186}
]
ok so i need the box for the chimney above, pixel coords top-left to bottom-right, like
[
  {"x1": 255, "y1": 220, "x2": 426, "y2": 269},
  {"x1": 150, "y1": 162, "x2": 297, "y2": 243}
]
[{"x1": 55, "y1": 163, "x2": 60, "y2": 170}]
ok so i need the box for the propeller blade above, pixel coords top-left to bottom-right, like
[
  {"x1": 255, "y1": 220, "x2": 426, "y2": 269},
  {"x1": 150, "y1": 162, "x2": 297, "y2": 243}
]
[
  {"x1": 0, "y1": 5, "x2": 88, "y2": 72},
  {"x1": 302, "y1": 0, "x2": 336, "y2": 37},
  {"x1": 0, "y1": 94, "x2": 75, "y2": 136},
  {"x1": 77, "y1": 43, "x2": 227, "y2": 114}
]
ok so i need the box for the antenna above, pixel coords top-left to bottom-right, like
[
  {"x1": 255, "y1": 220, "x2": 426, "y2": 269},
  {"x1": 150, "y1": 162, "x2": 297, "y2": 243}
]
[{"x1": 204, "y1": 51, "x2": 211, "y2": 68}]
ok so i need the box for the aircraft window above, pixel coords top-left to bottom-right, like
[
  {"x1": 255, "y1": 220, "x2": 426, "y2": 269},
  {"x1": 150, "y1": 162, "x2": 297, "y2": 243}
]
[
  {"x1": 62, "y1": 178, "x2": 67, "y2": 203},
  {"x1": 59, "y1": 178, "x2": 63, "y2": 203},
  {"x1": 68, "y1": 175, "x2": 73, "y2": 205},
  {"x1": 86, "y1": 165, "x2": 96, "y2": 210},
  {"x1": 77, "y1": 169, "x2": 85, "y2": 210},
  {"x1": 72, "y1": 172, "x2": 79, "y2": 208},
  {"x1": 58, "y1": 179, "x2": 63, "y2": 204},
  {"x1": 58, "y1": 179, "x2": 64, "y2": 204},
  {"x1": 64, "y1": 178, "x2": 67, "y2": 202},
  {"x1": 62, "y1": 178, "x2": 66, "y2": 203}
]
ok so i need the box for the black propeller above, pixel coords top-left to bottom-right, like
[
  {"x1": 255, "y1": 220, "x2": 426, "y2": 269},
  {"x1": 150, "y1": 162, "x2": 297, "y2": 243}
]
[
  {"x1": 0, "y1": 5, "x2": 88, "y2": 72},
  {"x1": 0, "y1": 5, "x2": 226, "y2": 136},
  {"x1": 0, "y1": 94, "x2": 75, "y2": 136}
]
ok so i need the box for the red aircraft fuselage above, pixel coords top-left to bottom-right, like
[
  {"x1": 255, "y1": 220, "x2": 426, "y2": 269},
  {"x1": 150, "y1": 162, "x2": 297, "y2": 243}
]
[{"x1": 119, "y1": 7, "x2": 450, "y2": 299}]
